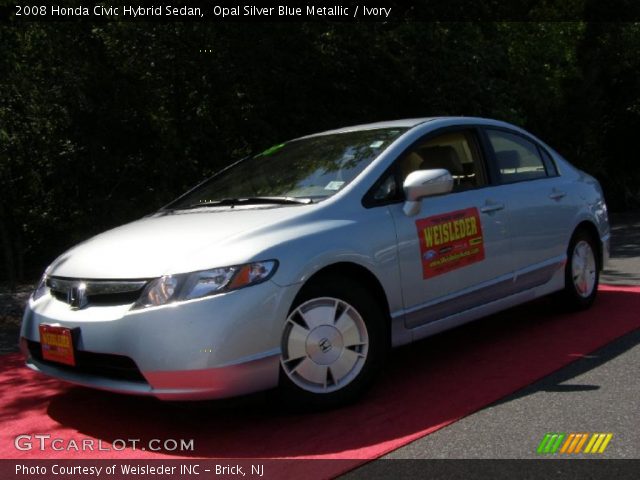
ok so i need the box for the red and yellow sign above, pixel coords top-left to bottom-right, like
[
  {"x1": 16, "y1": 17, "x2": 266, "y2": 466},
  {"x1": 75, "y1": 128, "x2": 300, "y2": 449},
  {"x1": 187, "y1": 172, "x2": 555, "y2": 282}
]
[
  {"x1": 415, "y1": 207, "x2": 485, "y2": 279},
  {"x1": 39, "y1": 324, "x2": 76, "y2": 366}
]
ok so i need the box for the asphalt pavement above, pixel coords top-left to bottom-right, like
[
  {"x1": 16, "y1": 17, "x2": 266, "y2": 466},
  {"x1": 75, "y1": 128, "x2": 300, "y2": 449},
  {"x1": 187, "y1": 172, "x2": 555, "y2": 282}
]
[
  {"x1": 602, "y1": 213, "x2": 640, "y2": 285},
  {"x1": 351, "y1": 212, "x2": 640, "y2": 467}
]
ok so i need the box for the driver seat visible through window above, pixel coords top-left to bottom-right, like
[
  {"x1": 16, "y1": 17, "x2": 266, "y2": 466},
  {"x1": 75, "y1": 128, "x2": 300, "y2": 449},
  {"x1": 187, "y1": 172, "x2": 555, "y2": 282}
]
[
  {"x1": 371, "y1": 129, "x2": 487, "y2": 202},
  {"x1": 400, "y1": 130, "x2": 485, "y2": 191},
  {"x1": 418, "y1": 145, "x2": 464, "y2": 177}
]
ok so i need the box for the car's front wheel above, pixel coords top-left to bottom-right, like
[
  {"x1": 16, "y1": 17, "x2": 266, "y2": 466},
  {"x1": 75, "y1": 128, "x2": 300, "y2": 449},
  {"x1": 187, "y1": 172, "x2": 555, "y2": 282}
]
[{"x1": 279, "y1": 276, "x2": 387, "y2": 409}]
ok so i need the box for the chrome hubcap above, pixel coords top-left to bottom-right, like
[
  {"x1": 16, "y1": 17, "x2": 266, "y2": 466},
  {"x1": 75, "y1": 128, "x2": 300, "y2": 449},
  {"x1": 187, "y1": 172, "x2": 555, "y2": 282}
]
[
  {"x1": 281, "y1": 297, "x2": 368, "y2": 393},
  {"x1": 571, "y1": 240, "x2": 597, "y2": 298}
]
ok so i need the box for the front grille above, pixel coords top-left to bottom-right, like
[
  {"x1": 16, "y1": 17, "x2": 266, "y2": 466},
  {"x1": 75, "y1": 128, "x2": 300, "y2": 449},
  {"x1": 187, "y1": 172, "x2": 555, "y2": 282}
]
[
  {"x1": 50, "y1": 289, "x2": 142, "y2": 306},
  {"x1": 27, "y1": 340, "x2": 148, "y2": 383},
  {"x1": 48, "y1": 277, "x2": 148, "y2": 307}
]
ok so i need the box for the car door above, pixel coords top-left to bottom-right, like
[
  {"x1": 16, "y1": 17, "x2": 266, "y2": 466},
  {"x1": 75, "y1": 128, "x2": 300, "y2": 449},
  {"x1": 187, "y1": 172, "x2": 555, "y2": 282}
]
[
  {"x1": 482, "y1": 127, "x2": 574, "y2": 287},
  {"x1": 372, "y1": 128, "x2": 514, "y2": 329}
]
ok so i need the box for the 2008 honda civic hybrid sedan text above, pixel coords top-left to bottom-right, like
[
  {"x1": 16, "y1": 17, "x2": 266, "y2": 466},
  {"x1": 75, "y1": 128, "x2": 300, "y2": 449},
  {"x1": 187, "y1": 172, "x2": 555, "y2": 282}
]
[{"x1": 21, "y1": 117, "x2": 610, "y2": 408}]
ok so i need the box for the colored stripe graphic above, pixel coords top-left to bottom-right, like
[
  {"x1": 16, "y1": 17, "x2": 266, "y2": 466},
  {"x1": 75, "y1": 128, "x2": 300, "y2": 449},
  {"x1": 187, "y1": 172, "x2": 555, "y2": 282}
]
[
  {"x1": 537, "y1": 433, "x2": 553, "y2": 454},
  {"x1": 560, "y1": 433, "x2": 573, "y2": 453},
  {"x1": 598, "y1": 434, "x2": 613, "y2": 453},
  {"x1": 538, "y1": 433, "x2": 613, "y2": 454},
  {"x1": 574, "y1": 433, "x2": 589, "y2": 453},
  {"x1": 537, "y1": 433, "x2": 565, "y2": 454},
  {"x1": 584, "y1": 434, "x2": 599, "y2": 453},
  {"x1": 585, "y1": 433, "x2": 614, "y2": 453},
  {"x1": 551, "y1": 434, "x2": 565, "y2": 453}
]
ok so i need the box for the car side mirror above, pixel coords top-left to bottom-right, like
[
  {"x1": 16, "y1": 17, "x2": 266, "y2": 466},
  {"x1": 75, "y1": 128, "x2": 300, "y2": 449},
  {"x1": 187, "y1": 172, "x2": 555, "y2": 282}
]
[{"x1": 402, "y1": 169, "x2": 453, "y2": 216}]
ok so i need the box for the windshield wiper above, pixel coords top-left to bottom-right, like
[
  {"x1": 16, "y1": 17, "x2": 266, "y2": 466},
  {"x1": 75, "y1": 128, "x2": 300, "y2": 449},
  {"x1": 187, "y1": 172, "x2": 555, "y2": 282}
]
[{"x1": 182, "y1": 196, "x2": 313, "y2": 210}]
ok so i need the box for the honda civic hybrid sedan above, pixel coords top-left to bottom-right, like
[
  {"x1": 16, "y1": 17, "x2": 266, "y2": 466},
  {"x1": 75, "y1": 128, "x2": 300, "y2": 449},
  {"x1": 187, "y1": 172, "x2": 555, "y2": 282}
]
[{"x1": 21, "y1": 117, "x2": 610, "y2": 408}]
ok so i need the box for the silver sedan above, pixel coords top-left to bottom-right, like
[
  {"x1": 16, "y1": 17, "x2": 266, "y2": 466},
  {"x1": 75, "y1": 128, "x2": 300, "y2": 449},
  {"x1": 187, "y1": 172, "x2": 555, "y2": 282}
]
[{"x1": 21, "y1": 117, "x2": 610, "y2": 408}]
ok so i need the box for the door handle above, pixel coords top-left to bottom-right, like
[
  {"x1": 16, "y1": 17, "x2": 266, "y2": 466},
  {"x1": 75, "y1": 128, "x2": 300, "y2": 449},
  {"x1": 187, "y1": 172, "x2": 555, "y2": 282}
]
[
  {"x1": 480, "y1": 203, "x2": 505, "y2": 213},
  {"x1": 549, "y1": 190, "x2": 567, "y2": 200}
]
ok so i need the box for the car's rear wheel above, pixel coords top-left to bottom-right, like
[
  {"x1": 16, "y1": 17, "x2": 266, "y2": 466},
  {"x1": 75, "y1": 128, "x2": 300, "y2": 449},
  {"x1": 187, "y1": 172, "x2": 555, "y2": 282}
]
[
  {"x1": 557, "y1": 229, "x2": 599, "y2": 310},
  {"x1": 279, "y1": 276, "x2": 387, "y2": 409}
]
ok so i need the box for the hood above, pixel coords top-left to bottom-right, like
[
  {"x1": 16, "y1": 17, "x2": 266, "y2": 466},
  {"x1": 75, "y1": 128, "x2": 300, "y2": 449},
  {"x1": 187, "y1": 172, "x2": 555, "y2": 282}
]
[{"x1": 49, "y1": 205, "x2": 312, "y2": 279}]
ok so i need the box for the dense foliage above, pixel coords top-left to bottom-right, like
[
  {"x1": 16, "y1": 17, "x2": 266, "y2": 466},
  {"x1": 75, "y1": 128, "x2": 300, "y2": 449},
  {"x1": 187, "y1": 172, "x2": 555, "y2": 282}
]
[{"x1": 1, "y1": 20, "x2": 640, "y2": 282}]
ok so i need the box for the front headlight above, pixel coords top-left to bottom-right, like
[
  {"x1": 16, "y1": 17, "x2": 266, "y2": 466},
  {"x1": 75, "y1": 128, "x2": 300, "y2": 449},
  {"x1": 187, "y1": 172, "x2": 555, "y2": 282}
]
[
  {"x1": 32, "y1": 273, "x2": 49, "y2": 301},
  {"x1": 132, "y1": 260, "x2": 278, "y2": 310}
]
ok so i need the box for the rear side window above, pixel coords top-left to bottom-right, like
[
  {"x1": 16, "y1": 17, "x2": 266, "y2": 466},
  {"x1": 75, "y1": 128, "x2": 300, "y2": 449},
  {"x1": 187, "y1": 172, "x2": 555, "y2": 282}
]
[
  {"x1": 487, "y1": 130, "x2": 548, "y2": 184},
  {"x1": 538, "y1": 146, "x2": 559, "y2": 176}
]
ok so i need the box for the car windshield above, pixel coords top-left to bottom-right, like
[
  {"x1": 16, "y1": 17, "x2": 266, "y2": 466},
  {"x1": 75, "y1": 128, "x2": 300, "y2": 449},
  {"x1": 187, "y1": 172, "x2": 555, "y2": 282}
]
[{"x1": 167, "y1": 127, "x2": 408, "y2": 210}]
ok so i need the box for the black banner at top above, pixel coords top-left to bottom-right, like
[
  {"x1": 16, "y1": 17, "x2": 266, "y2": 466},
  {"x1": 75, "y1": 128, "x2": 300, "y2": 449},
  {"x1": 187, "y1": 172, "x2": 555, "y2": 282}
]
[{"x1": 3, "y1": 0, "x2": 640, "y2": 23}]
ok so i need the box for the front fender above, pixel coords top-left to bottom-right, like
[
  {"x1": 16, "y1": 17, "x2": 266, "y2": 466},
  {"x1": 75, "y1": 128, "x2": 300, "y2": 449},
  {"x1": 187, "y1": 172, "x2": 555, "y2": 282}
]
[{"x1": 265, "y1": 207, "x2": 404, "y2": 316}]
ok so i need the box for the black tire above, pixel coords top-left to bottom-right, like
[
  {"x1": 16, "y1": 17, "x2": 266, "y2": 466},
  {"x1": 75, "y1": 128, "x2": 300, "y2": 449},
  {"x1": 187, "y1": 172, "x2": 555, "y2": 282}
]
[
  {"x1": 278, "y1": 275, "x2": 388, "y2": 410},
  {"x1": 556, "y1": 229, "x2": 600, "y2": 311}
]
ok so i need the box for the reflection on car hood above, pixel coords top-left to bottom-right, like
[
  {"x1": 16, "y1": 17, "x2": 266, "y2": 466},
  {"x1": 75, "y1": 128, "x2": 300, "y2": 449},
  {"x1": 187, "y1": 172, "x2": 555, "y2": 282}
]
[{"x1": 48, "y1": 206, "x2": 311, "y2": 279}]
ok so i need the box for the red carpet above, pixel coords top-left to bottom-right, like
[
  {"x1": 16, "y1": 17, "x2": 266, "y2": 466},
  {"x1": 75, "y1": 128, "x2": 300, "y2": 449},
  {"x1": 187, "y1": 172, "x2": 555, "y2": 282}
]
[{"x1": 1, "y1": 285, "x2": 639, "y2": 476}]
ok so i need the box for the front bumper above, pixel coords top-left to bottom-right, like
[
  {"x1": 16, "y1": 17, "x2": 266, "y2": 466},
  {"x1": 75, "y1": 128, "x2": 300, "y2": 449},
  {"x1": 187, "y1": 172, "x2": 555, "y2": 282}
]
[{"x1": 20, "y1": 280, "x2": 295, "y2": 400}]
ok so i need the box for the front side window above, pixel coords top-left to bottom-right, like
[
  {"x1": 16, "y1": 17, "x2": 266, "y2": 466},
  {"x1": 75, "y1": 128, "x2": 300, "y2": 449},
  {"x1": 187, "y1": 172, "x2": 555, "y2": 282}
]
[
  {"x1": 168, "y1": 127, "x2": 407, "y2": 210},
  {"x1": 487, "y1": 130, "x2": 548, "y2": 184},
  {"x1": 371, "y1": 129, "x2": 487, "y2": 203},
  {"x1": 402, "y1": 130, "x2": 487, "y2": 190}
]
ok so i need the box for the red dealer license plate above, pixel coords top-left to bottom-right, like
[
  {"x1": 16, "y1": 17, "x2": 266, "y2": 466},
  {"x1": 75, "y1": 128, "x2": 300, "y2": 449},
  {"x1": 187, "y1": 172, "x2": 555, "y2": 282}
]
[{"x1": 39, "y1": 324, "x2": 76, "y2": 366}]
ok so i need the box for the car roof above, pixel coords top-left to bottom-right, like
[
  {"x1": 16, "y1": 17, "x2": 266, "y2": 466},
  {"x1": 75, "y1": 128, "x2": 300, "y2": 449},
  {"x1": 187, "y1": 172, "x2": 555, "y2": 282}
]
[
  {"x1": 297, "y1": 118, "x2": 435, "y2": 139},
  {"x1": 298, "y1": 116, "x2": 510, "y2": 139}
]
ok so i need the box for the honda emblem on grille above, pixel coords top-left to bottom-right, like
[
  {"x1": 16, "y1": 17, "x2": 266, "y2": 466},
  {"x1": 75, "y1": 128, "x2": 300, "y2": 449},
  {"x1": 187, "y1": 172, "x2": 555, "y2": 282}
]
[{"x1": 68, "y1": 282, "x2": 88, "y2": 309}]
